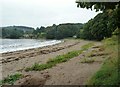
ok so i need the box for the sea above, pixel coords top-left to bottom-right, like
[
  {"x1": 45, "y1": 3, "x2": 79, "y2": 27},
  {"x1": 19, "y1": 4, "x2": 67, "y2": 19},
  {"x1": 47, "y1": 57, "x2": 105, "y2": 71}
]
[{"x1": 0, "y1": 39, "x2": 62, "y2": 53}]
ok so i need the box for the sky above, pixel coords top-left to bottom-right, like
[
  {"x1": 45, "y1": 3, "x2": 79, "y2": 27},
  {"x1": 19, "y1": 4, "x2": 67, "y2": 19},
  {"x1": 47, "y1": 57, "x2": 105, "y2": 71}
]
[{"x1": 1, "y1": 0, "x2": 101, "y2": 28}]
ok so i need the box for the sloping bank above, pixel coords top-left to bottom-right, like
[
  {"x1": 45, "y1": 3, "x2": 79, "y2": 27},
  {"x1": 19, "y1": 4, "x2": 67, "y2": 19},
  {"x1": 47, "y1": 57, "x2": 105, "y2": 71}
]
[{"x1": 87, "y1": 35, "x2": 119, "y2": 86}]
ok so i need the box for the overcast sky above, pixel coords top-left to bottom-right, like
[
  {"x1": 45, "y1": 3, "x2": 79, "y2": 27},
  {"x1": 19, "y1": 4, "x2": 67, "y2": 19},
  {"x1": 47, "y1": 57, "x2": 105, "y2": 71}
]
[{"x1": 1, "y1": 0, "x2": 101, "y2": 28}]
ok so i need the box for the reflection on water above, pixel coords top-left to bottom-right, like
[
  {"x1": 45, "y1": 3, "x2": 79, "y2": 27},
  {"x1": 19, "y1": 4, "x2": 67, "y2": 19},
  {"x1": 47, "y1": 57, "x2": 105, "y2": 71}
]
[{"x1": 0, "y1": 39, "x2": 62, "y2": 53}]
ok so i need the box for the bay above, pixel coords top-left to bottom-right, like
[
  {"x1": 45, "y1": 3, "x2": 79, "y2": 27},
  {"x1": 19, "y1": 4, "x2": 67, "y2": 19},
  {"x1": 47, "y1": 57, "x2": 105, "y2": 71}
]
[{"x1": 0, "y1": 39, "x2": 62, "y2": 53}]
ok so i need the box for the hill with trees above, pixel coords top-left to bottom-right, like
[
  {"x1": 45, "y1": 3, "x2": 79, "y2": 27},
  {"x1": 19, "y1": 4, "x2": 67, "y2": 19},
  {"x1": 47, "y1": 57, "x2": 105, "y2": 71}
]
[
  {"x1": 33, "y1": 23, "x2": 83, "y2": 39},
  {"x1": 1, "y1": 23, "x2": 83, "y2": 39},
  {"x1": 1, "y1": 26, "x2": 34, "y2": 39}
]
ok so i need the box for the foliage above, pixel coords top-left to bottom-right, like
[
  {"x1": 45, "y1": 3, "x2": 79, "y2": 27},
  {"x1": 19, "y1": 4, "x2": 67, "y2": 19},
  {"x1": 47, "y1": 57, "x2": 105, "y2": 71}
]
[
  {"x1": 76, "y1": 1, "x2": 119, "y2": 41},
  {"x1": 77, "y1": 10, "x2": 118, "y2": 41},
  {"x1": 1, "y1": 23, "x2": 83, "y2": 39},
  {"x1": 25, "y1": 51, "x2": 81, "y2": 71},
  {"x1": 112, "y1": 28, "x2": 120, "y2": 35},
  {"x1": 76, "y1": 1, "x2": 119, "y2": 12},
  {"x1": 2, "y1": 26, "x2": 34, "y2": 39},
  {"x1": 45, "y1": 23, "x2": 83, "y2": 39},
  {"x1": 33, "y1": 26, "x2": 46, "y2": 38},
  {"x1": 81, "y1": 43, "x2": 94, "y2": 50},
  {"x1": 33, "y1": 23, "x2": 83, "y2": 39},
  {"x1": 25, "y1": 43, "x2": 94, "y2": 71},
  {"x1": 87, "y1": 35, "x2": 119, "y2": 85},
  {"x1": 25, "y1": 63, "x2": 54, "y2": 71},
  {"x1": 2, "y1": 28, "x2": 24, "y2": 39},
  {"x1": 45, "y1": 24, "x2": 57, "y2": 39},
  {"x1": 0, "y1": 73, "x2": 22, "y2": 85}
]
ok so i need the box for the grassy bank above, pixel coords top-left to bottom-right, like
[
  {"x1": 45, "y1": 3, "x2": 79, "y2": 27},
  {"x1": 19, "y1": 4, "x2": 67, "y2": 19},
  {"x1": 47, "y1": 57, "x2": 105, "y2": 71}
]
[
  {"x1": 25, "y1": 43, "x2": 94, "y2": 71},
  {"x1": 87, "y1": 35, "x2": 119, "y2": 85}
]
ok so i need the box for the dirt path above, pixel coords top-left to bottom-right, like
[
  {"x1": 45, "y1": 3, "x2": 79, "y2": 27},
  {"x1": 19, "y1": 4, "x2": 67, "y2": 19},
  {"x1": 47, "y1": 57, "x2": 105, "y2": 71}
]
[{"x1": 2, "y1": 39, "x2": 106, "y2": 86}]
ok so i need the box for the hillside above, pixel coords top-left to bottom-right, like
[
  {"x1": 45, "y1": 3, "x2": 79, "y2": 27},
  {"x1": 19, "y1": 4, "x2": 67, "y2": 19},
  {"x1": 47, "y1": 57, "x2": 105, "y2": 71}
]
[
  {"x1": 1, "y1": 23, "x2": 83, "y2": 39},
  {"x1": 2, "y1": 26, "x2": 34, "y2": 33},
  {"x1": 1, "y1": 26, "x2": 34, "y2": 39},
  {"x1": 33, "y1": 23, "x2": 83, "y2": 39}
]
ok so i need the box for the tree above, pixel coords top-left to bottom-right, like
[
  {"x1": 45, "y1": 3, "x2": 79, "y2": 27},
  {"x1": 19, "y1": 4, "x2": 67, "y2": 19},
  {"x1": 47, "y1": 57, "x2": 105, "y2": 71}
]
[
  {"x1": 45, "y1": 23, "x2": 83, "y2": 39},
  {"x1": 39, "y1": 26, "x2": 45, "y2": 32},
  {"x1": 78, "y1": 11, "x2": 118, "y2": 41},
  {"x1": 76, "y1": 1, "x2": 119, "y2": 40},
  {"x1": 8, "y1": 29, "x2": 24, "y2": 39},
  {"x1": 76, "y1": 1, "x2": 119, "y2": 12},
  {"x1": 76, "y1": 1, "x2": 120, "y2": 28}
]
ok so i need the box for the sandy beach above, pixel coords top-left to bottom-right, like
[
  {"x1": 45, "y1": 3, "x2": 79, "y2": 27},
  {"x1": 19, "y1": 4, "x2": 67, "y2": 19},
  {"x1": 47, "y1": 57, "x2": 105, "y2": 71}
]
[{"x1": 1, "y1": 39, "x2": 106, "y2": 85}]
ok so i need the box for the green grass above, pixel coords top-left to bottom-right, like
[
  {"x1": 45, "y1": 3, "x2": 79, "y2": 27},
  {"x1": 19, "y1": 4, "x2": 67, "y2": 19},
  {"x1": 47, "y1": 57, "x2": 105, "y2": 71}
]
[
  {"x1": 87, "y1": 35, "x2": 119, "y2": 85},
  {"x1": 25, "y1": 43, "x2": 94, "y2": 71},
  {"x1": 80, "y1": 58, "x2": 95, "y2": 63},
  {"x1": 0, "y1": 73, "x2": 23, "y2": 85},
  {"x1": 81, "y1": 43, "x2": 94, "y2": 51}
]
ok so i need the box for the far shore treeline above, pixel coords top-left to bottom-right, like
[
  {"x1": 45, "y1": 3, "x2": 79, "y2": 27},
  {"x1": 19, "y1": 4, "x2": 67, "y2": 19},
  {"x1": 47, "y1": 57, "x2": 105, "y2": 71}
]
[
  {"x1": 0, "y1": 23, "x2": 83, "y2": 39},
  {"x1": 0, "y1": 10, "x2": 119, "y2": 41}
]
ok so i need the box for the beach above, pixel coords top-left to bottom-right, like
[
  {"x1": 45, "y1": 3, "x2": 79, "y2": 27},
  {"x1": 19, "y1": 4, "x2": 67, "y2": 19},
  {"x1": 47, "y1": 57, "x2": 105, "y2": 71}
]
[{"x1": 1, "y1": 39, "x2": 105, "y2": 85}]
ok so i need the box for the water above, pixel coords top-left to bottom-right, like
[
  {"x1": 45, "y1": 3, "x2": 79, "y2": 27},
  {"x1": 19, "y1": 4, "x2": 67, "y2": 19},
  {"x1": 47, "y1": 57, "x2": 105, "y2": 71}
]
[{"x1": 0, "y1": 39, "x2": 62, "y2": 53}]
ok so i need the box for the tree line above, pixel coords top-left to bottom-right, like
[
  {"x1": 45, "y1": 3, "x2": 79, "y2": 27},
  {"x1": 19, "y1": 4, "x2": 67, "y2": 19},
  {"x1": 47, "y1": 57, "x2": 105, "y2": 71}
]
[
  {"x1": 76, "y1": 1, "x2": 119, "y2": 41},
  {"x1": 33, "y1": 23, "x2": 83, "y2": 39},
  {"x1": 1, "y1": 26, "x2": 34, "y2": 39},
  {"x1": 77, "y1": 10, "x2": 118, "y2": 41},
  {"x1": 1, "y1": 23, "x2": 83, "y2": 39},
  {"x1": 1, "y1": 1, "x2": 119, "y2": 40}
]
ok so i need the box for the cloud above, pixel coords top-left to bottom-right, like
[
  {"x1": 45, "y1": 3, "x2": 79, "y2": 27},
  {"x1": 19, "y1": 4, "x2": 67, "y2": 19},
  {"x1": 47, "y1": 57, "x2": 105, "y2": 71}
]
[{"x1": 1, "y1": 0, "x2": 101, "y2": 28}]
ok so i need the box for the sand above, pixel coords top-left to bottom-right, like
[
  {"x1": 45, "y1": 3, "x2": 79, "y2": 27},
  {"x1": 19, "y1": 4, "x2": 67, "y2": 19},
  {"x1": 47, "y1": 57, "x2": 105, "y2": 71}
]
[{"x1": 1, "y1": 39, "x2": 106, "y2": 85}]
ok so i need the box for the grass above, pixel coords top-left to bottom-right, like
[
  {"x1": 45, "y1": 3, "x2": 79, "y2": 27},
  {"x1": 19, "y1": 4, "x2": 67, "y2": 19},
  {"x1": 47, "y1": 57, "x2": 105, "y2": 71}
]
[
  {"x1": 80, "y1": 58, "x2": 95, "y2": 63},
  {"x1": 81, "y1": 43, "x2": 94, "y2": 51},
  {"x1": 87, "y1": 35, "x2": 119, "y2": 85},
  {"x1": 0, "y1": 73, "x2": 23, "y2": 85},
  {"x1": 25, "y1": 43, "x2": 94, "y2": 71}
]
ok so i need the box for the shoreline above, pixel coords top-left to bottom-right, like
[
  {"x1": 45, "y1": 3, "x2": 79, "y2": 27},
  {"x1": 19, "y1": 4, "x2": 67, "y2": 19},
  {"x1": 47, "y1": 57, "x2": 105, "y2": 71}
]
[
  {"x1": 1, "y1": 39, "x2": 105, "y2": 85},
  {"x1": 1, "y1": 40, "x2": 63, "y2": 55},
  {"x1": 0, "y1": 39, "x2": 62, "y2": 54},
  {"x1": 1, "y1": 39, "x2": 80, "y2": 64},
  {"x1": 2, "y1": 39, "x2": 83, "y2": 79}
]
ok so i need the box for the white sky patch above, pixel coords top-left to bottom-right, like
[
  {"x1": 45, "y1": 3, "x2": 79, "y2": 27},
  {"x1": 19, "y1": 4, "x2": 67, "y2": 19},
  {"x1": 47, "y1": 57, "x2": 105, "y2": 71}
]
[{"x1": 1, "y1": 0, "x2": 101, "y2": 28}]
